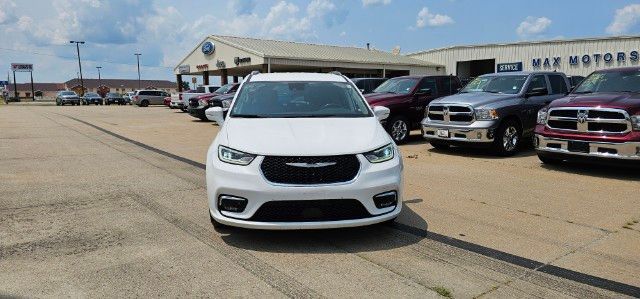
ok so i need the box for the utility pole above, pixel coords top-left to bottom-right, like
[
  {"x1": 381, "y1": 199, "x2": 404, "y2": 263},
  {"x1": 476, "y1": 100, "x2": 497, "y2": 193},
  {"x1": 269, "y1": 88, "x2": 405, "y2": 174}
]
[
  {"x1": 12, "y1": 70, "x2": 17, "y2": 99},
  {"x1": 96, "y1": 66, "x2": 102, "y2": 85},
  {"x1": 70, "y1": 41, "x2": 85, "y2": 96},
  {"x1": 134, "y1": 53, "x2": 141, "y2": 89}
]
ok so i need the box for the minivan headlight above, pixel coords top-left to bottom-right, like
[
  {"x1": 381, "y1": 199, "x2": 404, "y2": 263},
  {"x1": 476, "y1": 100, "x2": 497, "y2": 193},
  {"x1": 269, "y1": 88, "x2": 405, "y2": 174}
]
[
  {"x1": 364, "y1": 143, "x2": 394, "y2": 163},
  {"x1": 632, "y1": 115, "x2": 640, "y2": 131},
  {"x1": 222, "y1": 99, "x2": 231, "y2": 109},
  {"x1": 475, "y1": 108, "x2": 499, "y2": 120},
  {"x1": 537, "y1": 107, "x2": 549, "y2": 125},
  {"x1": 218, "y1": 145, "x2": 256, "y2": 165}
]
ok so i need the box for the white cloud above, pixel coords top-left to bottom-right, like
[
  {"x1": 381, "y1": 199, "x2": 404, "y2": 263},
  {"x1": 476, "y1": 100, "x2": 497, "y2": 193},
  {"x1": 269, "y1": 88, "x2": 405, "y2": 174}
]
[
  {"x1": 339, "y1": 31, "x2": 346, "y2": 37},
  {"x1": 362, "y1": 0, "x2": 390, "y2": 7},
  {"x1": 415, "y1": 7, "x2": 454, "y2": 28},
  {"x1": 0, "y1": 0, "x2": 17, "y2": 25},
  {"x1": 606, "y1": 4, "x2": 640, "y2": 35},
  {"x1": 516, "y1": 16, "x2": 552, "y2": 38},
  {"x1": 228, "y1": 0, "x2": 256, "y2": 15}
]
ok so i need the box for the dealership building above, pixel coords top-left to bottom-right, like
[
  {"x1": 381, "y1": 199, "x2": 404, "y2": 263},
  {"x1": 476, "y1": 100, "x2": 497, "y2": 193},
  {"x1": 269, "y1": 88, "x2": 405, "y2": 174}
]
[
  {"x1": 173, "y1": 35, "x2": 443, "y2": 91},
  {"x1": 407, "y1": 35, "x2": 640, "y2": 79},
  {"x1": 175, "y1": 35, "x2": 639, "y2": 90}
]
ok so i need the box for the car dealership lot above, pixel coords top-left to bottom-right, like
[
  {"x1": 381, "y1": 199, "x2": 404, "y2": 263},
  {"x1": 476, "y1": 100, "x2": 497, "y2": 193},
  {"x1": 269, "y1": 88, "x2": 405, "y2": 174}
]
[{"x1": 1, "y1": 103, "x2": 638, "y2": 298}]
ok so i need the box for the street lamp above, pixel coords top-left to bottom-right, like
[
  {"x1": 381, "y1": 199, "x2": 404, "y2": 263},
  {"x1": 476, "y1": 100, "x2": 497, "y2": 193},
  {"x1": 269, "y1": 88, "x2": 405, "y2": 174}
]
[
  {"x1": 134, "y1": 53, "x2": 142, "y2": 89},
  {"x1": 96, "y1": 66, "x2": 102, "y2": 83},
  {"x1": 69, "y1": 41, "x2": 85, "y2": 96}
]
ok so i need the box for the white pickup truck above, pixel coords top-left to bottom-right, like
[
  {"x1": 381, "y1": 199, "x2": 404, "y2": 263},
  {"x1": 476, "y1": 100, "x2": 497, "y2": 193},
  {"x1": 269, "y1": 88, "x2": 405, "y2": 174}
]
[{"x1": 176, "y1": 85, "x2": 220, "y2": 111}]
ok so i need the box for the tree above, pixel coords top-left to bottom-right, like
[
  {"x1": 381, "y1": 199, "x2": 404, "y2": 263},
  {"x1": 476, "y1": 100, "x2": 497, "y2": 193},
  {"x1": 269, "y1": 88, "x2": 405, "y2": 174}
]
[{"x1": 181, "y1": 81, "x2": 190, "y2": 90}]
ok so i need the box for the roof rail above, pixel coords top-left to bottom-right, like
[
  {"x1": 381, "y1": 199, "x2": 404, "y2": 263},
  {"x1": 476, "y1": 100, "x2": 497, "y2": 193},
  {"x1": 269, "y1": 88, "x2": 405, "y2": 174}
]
[
  {"x1": 329, "y1": 71, "x2": 342, "y2": 76},
  {"x1": 250, "y1": 70, "x2": 260, "y2": 75},
  {"x1": 245, "y1": 70, "x2": 260, "y2": 83}
]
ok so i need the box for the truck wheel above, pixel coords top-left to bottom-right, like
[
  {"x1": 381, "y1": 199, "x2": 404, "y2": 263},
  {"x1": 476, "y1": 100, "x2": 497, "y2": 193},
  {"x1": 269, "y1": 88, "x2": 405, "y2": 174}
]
[
  {"x1": 387, "y1": 116, "x2": 410, "y2": 144},
  {"x1": 537, "y1": 153, "x2": 563, "y2": 165},
  {"x1": 56, "y1": 101, "x2": 61, "y2": 106},
  {"x1": 493, "y1": 119, "x2": 521, "y2": 156},
  {"x1": 430, "y1": 140, "x2": 450, "y2": 150},
  {"x1": 140, "y1": 100, "x2": 149, "y2": 107}
]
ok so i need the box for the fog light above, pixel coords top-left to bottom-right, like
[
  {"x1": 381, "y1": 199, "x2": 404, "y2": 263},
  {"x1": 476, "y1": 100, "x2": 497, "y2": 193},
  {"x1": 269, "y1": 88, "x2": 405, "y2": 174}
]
[
  {"x1": 218, "y1": 195, "x2": 248, "y2": 213},
  {"x1": 487, "y1": 129, "x2": 494, "y2": 139},
  {"x1": 373, "y1": 191, "x2": 397, "y2": 209},
  {"x1": 534, "y1": 136, "x2": 539, "y2": 147},
  {"x1": 636, "y1": 147, "x2": 640, "y2": 155},
  {"x1": 476, "y1": 132, "x2": 482, "y2": 139}
]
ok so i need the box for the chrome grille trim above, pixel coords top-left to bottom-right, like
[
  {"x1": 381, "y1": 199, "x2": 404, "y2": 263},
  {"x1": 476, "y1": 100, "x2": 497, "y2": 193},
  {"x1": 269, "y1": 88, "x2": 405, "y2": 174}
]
[
  {"x1": 546, "y1": 107, "x2": 631, "y2": 134},
  {"x1": 427, "y1": 104, "x2": 475, "y2": 123}
]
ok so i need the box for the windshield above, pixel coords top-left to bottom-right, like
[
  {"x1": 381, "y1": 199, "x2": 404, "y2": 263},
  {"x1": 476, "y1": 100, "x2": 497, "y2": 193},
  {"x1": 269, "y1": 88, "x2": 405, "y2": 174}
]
[
  {"x1": 573, "y1": 70, "x2": 640, "y2": 94},
  {"x1": 460, "y1": 75, "x2": 528, "y2": 94},
  {"x1": 373, "y1": 78, "x2": 418, "y2": 94},
  {"x1": 61, "y1": 91, "x2": 76, "y2": 95},
  {"x1": 230, "y1": 81, "x2": 372, "y2": 118},
  {"x1": 86, "y1": 93, "x2": 99, "y2": 97},
  {"x1": 215, "y1": 84, "x2": 233, "y2": 94},
  {"x1": 107, "y1": 93, "x2": 120, "y2": 97}
]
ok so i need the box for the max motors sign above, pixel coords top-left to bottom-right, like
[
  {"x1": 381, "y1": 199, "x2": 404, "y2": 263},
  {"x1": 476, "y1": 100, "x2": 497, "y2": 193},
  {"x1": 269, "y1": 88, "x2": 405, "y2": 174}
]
[{"x1": 532, "y1": 50, "x2": 639, "y2": 68}]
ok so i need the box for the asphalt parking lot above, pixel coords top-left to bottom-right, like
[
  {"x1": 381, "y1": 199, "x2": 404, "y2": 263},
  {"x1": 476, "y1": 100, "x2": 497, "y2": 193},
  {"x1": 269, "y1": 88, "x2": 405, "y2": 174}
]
[{"x1": 1, "y1": 103, "x2": 639, "y2": 298}]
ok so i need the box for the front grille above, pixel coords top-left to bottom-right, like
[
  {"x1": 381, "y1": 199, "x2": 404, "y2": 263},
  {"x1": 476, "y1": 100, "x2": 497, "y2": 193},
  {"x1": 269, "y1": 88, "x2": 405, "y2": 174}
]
[
  {"x1": 189, "y1": 98, "x2": 199, "y2": 108},
  {"x1": 249, "y1": 199, "x2": 373, "y2": 222},
  {"x1": 428, "y1": 105, "x2": 474, "y2": 123},
  {"x1": 261, "y1": 155, "x2": 360, "y2": 185},
  {"x1": 547, "y1": 108, "x2": 630, "y2": 134}
]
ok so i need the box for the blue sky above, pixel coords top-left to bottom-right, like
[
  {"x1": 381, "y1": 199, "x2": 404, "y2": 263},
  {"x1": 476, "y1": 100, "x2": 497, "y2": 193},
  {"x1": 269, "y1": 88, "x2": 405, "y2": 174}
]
[{"x1": 0, "y1": 0, "x2": 639, "y2": 83}]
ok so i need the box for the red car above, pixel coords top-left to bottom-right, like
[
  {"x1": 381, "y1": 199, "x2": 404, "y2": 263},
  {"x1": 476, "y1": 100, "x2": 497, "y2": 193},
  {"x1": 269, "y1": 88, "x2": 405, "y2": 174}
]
[
  {"x1": 535, "y1": 66, "x2": 640, "y2": 165},
  {"x1": 163, "y1": 96, "x2": 171, "y2": 107}
]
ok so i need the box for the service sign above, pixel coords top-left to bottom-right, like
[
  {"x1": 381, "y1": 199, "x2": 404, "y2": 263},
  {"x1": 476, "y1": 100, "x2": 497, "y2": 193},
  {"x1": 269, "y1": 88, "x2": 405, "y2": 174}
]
[
  {"x1": 497, "y1": 62, "x2": 523, "y2": 72},
  {"x1": 11, "y1": 63, "x2": 33, "y2": 72},
  {"x1": 178, "y1": 65, "x2": 190, "y2": 74}
]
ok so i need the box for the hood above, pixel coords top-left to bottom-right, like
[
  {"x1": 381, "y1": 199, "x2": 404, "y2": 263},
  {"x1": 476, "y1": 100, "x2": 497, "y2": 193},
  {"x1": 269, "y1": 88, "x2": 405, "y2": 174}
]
[
  {"x1": 221, "y1": 117, "x2": 390, "y2": 156},
  {"x1": 365, "y1": 92, "x2": 411, "y2": 106},
  {"x1": 212, "y1": 93, "x2": 235, "y2": 101},
  {"x1": 550, "y1": 92, "x2": 640, "y2": 110},
  {"x1": 430, "y1": 92, "x2": 518, "y2": 108},
  {"x1": 62, "y1": 95, "x2": 79, "y2": 98}
]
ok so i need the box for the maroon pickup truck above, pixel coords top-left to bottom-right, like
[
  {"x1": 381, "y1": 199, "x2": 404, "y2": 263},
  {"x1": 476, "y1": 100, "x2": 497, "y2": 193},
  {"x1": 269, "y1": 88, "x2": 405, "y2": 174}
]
[
  {"x1": 535, "y1": 67, "x2": 640, "y2": 165},
  {"x1": 365, "y1": 75, "x2": 461, "y2": 143}
]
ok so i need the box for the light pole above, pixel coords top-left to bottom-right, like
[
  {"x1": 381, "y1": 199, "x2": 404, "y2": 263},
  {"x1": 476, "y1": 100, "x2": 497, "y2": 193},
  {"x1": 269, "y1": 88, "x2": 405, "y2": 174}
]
[
  {"x1": 69, "y1": 41, "x2": 85, "y2": 95},
  {"x1": 96, "y1": 66, "x2": 102, "y2": 84},
  {"x1": 134, "y1": 53, "x2": 141, "y2": 89}
]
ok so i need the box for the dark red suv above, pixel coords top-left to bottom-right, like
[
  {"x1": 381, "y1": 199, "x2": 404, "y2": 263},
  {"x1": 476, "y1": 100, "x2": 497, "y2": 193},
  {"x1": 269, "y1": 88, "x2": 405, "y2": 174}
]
[{"x1": 365, "y1": 75, "x2": 462, "y2": 143}]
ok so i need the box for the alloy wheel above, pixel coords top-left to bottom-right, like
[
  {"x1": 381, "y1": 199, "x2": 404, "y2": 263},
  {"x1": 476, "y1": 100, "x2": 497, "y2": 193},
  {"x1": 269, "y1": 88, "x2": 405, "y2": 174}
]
[
  {"x1": 391, "y1": 120, "x2": 408, "y2": 142},
  {"x1": 502, "y1": 126, "x2": 519, "y2": 152}
]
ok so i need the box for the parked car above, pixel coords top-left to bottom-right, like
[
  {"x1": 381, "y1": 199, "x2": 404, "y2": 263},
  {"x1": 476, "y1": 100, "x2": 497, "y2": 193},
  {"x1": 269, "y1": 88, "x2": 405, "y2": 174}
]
[
  {"x1": 188, "y1": 83, "x2": 239, "y2": 120},
  {"x1": 179, "y1": 85, "x2": 221, "y2": 111},
  {"x1": 82, "y1": 92, "x2": 103, "y2": 105},
  {"x1": 204, "y1": 72, "x2": 401, "y2": 229},
  {"x1": 132, "y1": 90, "x2": 171, "y2": 107},
  {"x1": 55, "y1": 91, "x2": 81, "y2": 106},
  {"x1": 123, "y1": 91, "x2": 135, "y2": 104},
  {"x1": 172, "y1": 89, "x2": 194, "y2": 109},
  {"x1": 567, "y1": 76, "x2": 585, "y2": 90},
  {"x1": 422, "y1": 71, "x2": 570, "y2": 156},
  {"x1": 535, "y1": 67, "x2": 640, "y2": 165},
  {"x1": 365, "y1": 75, "x2": 462, "y2": 143},
  {"x1": 351, "y1": 78, "x2": 387, "y2": 94},
  {"x1": 164, "y1": 96, "x2": 171, "y2": 107},
  {"x1": 104, "y1": 92, "x2": 125, "y2": 105}
]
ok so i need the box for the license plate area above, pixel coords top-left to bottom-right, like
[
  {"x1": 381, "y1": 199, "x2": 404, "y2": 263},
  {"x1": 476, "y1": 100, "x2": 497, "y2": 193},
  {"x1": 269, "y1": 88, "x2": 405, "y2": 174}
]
[
  {"x1": 568, "y1": 141, "x2": 590, "y2": 153},
  {"x1": 436, "y1": 129, "x2": 449, "y2": 138}
]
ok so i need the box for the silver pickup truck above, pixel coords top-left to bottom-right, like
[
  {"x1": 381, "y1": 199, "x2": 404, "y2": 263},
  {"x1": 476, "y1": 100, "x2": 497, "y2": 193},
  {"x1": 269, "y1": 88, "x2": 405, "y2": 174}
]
[{"x1": 421, "y1": 71, "x2": 571, "y2": 156}]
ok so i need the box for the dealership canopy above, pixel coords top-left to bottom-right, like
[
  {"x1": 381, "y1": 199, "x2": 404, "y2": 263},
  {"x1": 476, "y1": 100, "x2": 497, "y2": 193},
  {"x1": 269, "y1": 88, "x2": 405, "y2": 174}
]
[{"x1": 174, "y1": 35, "x2": 443, "y2": 88}]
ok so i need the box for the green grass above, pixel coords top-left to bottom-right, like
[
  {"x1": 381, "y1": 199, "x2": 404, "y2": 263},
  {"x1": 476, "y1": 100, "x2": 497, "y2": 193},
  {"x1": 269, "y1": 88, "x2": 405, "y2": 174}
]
[{"x1": 432, "y1": 286, "x2": 453, "y2": 298}]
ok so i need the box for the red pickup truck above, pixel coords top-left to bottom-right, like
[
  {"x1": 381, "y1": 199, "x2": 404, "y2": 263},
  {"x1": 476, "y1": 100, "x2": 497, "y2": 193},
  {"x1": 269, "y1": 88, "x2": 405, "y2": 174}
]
[{"x1": 535, "y1": 67, "x2": 640, "y2": 165}]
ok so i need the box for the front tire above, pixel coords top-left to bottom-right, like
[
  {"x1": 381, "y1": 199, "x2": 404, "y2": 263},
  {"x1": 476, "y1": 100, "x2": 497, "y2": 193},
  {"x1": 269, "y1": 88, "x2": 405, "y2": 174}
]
[
  {"x1": 387, "y1": 116, "x2": 410, "y2": 144},
  {"x1": 493, "y1": 119, "x2": 521, "y2": 156},
  {"x1": 140, "y1": 100, "x2": 149, "y2": 107}
]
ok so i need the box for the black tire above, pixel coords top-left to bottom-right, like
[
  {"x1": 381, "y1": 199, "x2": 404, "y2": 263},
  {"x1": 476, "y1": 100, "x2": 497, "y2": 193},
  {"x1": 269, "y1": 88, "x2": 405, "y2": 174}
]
[
  {"x1": 538, "y1": 153, "x2": 563, "y2": 165},
  {"x1": 386, "y1": 116, "x2": 410, "y2": 144},
  {"x1": 210, "y1": 213, "x2": 227, "y2": 229},
  {"x1": 140, "y1": 100, "x2": 149, "y2": 107},
  {"x1": 56, "y1": 101, "x2": 61, "y2": 106},
  {"x1": 60, "y1": 102, "x2": 65, "y2": 106},
  {"x1": 430, "y1": 140, "x2": 450, "y2": 150},
  {"x1": 493, "y1": 119, "x2": 522, "y2": 156}
]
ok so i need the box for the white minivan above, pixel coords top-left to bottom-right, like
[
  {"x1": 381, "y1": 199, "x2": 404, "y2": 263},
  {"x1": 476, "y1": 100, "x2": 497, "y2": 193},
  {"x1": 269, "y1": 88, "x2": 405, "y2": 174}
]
[{"x1": 205, "y1": 72, "x2": 403, "y2": 230}]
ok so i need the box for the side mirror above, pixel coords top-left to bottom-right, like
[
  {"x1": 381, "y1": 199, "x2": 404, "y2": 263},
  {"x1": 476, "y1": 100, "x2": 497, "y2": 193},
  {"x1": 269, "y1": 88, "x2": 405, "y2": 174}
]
[
  {"x1": 526, "y1": 87, "x2": 548, "y2": 98},
  {"x1": 359, "y1": 88, "x2": 365, "y2": 93},
  {"x1": 373, "y1": 106, "x2": 390, "y2": 121},
  {"x1": 206, "y1": 107, "x2": 225, "y2": 125},
  {"x1": 416, "y1": 88, "x2": 432, "y2": 96}
]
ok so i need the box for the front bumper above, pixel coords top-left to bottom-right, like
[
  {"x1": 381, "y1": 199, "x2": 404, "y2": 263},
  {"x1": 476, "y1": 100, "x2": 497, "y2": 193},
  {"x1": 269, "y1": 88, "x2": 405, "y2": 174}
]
[
  {"x1": 188, "y1": 106, "x2": 207, "y2": 119},
  {"x1": 421, "y1": 120, "x2": 497, "y2": 143},
  {"x1": 535, "y1": 135, "x2": 640, "y2": 160},
  {"x1": 206, "y1": 152, "x2": 403, "y2": 230}
]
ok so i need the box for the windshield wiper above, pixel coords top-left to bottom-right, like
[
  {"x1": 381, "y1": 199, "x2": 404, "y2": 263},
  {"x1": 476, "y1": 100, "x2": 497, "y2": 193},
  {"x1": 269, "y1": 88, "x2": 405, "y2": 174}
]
[
  {"x1": 572, "y1": 91, "x2": 593, "y2": 94},
  {"x1": 231, "y1": 114, "x2": 265, "y2": 118}
]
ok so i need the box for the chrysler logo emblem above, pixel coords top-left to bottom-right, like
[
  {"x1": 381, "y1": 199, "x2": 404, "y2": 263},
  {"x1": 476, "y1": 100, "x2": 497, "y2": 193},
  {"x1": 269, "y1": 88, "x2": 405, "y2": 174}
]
[
  {"x1": 443, "y1": 107, "x2": 449, "y2": 116},
  {"x1": 286, "y1": 162, "x2": 337, "y2": 168},
  {"x1": 577, "y1": 110, "x2": 588, "y2": 124}
]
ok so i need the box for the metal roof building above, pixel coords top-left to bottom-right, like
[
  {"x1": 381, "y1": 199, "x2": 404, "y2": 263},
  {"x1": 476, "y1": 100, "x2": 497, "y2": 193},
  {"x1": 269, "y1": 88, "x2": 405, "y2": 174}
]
[
  {"x1": 174, "y1": 35, "x2": 443, "y2": 91},
  {"x1": 407, "y1": 36, "x2": 640, "y2": 79}
]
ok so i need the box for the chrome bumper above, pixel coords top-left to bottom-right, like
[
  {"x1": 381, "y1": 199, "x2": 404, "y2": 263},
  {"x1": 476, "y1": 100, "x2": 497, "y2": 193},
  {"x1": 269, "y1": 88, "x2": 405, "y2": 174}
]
[
  {"x1": 535, "y1": 135, "x2": 640, "y2": 160},
  {"x1": 422, "y1": 125, "x2": 494, "y2": 142}
]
